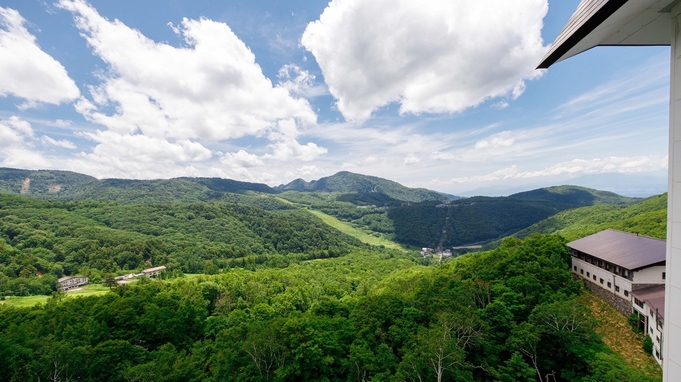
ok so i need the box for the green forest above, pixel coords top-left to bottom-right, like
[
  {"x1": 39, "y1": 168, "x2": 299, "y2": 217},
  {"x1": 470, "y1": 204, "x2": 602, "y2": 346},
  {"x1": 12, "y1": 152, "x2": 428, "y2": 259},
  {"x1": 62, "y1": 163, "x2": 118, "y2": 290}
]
[
  {"x1": 0, "y1": 168, "x2": 666, "y2": 380},
  {"x1": 0, "y1": 235, "x2": 658, "y2": 381},
  {"x1": 0, "y1": 193, "x2": 365, "y2": 296}
]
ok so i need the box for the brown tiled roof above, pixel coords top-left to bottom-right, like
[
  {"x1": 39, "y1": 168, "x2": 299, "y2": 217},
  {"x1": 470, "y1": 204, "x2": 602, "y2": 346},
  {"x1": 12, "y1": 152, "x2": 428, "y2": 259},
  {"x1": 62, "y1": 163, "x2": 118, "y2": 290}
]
[
  {"x1": 567, "y1": 229, "x2": 666, "y2": 270},
  {"x1": 142, "y1": 266, "x2": 167, "y2": 273},
  {"x1": 58, "y1": 275, "x2": 86, "y2": 283},
  {"x1": 632, "y1": 285, "x2": 665, "y2": 319}
]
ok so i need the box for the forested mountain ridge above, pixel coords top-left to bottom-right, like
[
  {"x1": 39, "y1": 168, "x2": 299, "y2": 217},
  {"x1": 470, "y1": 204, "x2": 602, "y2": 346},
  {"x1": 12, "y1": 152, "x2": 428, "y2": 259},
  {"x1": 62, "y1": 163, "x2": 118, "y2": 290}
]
[
  {"x1": 0, "y1": 193, "x2": 367, "y2": 296},
  {"x1": 277, "y1": 171, "x2": 453, "y2": 202},
  {"x1": 505, "y1": 193, "x2": 667, "y2": 242},
  {"x1": 388, "y1": 186, "x2": 643, "y2": 248},
  {"x1": 508, "y1": 185, "x2": 640, "y2": 206},
  {"x1": 0, "y1": 167, "x2": 453, "y2": 205},
  {"x1": 0, "y1": 167, "x2": 278, "y2": 203}
]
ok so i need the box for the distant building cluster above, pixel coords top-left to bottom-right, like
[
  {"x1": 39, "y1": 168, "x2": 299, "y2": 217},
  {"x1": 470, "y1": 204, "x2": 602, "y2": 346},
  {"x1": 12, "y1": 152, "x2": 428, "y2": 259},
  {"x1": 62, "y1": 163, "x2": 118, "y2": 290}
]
[
  {"x1": 57, "y1": 266, "x2": 167, "y2": 290},
  {"x1": 57, "y1": 275, "x2": 89, "y2": 290},
  {"x1": 420, "y1": 248, "x2": 452, "y2": 262},
  {"x1": 568, "y1": 229, "x2": 665, "y2": 367},
  {"x1": 114, "y1": 266, "x2": 167, "y2": 283}
]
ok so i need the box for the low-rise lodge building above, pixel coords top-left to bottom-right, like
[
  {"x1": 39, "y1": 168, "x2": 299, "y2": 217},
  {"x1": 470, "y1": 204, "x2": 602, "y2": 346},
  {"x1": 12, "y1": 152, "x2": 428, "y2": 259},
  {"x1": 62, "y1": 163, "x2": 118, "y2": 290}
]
[
  {"x1": 567, "y1": 229, "x2": 666, "y2": 314},
  {"x1": 57, "y1": 275, "x2": 89, "y2": 290},
  {"x1": 141, "y1": 266, "x2": 166, "y2": 278},
  {"x1": 632, "y1": 285, "x2": 665, "y2": 367}
]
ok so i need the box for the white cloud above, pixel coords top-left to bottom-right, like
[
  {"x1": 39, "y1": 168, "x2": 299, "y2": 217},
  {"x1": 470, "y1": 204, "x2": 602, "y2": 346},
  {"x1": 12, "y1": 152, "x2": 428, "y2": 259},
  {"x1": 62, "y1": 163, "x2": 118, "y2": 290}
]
[
  {"x1": 341, "y1": 155, "x2": 381, "y2": 168},
  {"x1": 0, "y1": 117, "x2": 51, "y2": 168},
  {"x1": 221, "y1": 149, "x2": 264, "y2": 168},
  {"x1": 403, "y1": 154, "x2": 420, "y2": 165},
  {"x1": 277, "y1": 64, "x2": 327, "y2": 98},
  {"x1": 297, "y1": 165, "x2": 325, "y2": 176},
  {"x1": 475, "y1": 131, "x2": 514, "y2": 149},
  {"x1": 430, "y1": 151, "x2": 456, "y2": 161},
  {"x1": 441, "y1": 156, "x2": 668, "y2": 184},
  {"x1": 41, "y1": 135, "x2": 77, "y2": 149},
  {"x1": 56, "y1": 0, "x2": 323, "y2": 175},
  {"x1": 80, "y1": 130, "x2": 212, "y2": 163},
  {"x1": 0, "y1": 7, "x2": 79, "y2": 106},
  {"x1": 265, "y1": 119, "x2": 327, "y2": 161},
  {"x1": 302, "y1": 0, "x2": 547, "y2": 121}
]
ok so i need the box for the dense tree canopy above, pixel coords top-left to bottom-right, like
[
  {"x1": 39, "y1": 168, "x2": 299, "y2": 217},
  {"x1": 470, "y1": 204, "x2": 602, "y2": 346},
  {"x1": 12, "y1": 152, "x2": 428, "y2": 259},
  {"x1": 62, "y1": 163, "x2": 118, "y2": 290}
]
[{"x1": 0, "y1": 236, "x2": 658, "y2": 381}]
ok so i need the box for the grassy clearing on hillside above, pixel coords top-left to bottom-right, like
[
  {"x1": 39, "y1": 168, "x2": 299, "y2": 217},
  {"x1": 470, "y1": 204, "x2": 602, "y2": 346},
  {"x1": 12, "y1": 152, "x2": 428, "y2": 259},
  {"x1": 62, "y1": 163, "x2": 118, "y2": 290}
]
[
  {"x1": 306, "y1": 209, "x2": 406, "y2": 251},
  {"x1": 1, "y1": 284, "x2": 110, "y2": 308},
  {"x1": 584, "y1": 292, "x2": 662, "y2": 380}
]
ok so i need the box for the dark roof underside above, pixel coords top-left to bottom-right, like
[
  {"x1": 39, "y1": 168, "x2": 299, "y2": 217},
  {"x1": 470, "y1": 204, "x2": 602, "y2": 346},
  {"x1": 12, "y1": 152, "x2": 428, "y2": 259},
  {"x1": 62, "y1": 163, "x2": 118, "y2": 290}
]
[
  {"x1": 567, "y1": 229, "x2": 666, "y2": 270},
  {"x1": 538, "y1": 0, "x2": 628, "y2": 69}
]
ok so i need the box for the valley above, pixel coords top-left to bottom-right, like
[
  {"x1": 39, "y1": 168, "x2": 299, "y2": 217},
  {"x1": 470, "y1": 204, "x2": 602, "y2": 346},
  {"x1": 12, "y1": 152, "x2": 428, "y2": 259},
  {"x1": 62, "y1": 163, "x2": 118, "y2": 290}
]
[{"x1": 0, "y1": 168, "x2": 666, "y2": 381}]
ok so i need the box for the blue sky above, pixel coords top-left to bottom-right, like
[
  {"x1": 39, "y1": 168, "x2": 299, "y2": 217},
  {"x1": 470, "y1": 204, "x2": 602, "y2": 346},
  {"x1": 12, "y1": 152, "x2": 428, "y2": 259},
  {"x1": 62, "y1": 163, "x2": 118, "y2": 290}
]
[{"x1": 0, "y1": 0, "x2": 670, "y2": 196}]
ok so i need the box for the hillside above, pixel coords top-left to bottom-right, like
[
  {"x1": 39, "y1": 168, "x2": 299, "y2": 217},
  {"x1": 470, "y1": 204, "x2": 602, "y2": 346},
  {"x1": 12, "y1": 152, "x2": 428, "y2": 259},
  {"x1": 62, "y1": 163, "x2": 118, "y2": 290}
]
[
  {"x1": 277, "y1": 171, "x2": 452, "y2": 203},
  {"x1": 387, "y1": 185, "x2": 640, "y2": 248},
  {"x1": 509, "y1": 193, "x2": 667, "y2": 242},
  {"x1": 0, "y1": 193, "x2": 366, "y2": 296},
  {"x1": 508, "y1": 185, "x2": 640, "y2": 206},
  {"x1": 0, "y1": 235, "x2": 658, "y2": 381},
  {"x1": 0, "y1": 168, "x2": 279, "y2": 204}
]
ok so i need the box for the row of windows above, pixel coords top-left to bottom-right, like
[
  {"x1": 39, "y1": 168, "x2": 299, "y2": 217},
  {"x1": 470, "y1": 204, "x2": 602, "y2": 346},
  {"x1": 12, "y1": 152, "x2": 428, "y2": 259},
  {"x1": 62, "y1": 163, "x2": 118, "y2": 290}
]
[{"x1": 574, "y1": 266, "x2": 629, "y2": 296}]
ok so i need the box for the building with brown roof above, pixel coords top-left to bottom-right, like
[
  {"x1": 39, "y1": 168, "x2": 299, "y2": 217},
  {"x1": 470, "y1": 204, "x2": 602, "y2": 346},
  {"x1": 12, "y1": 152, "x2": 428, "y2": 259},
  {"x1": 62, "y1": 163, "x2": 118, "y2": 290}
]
[
  {"x1": 567, "y1": 229, "x2": 666, "y2": 312},
  {"x1": 141, "y1": 265, "x2": 166, "y2": 278},
  {"x1": 632, "y1": 285, "x2": 665, "y2": 367},
  {"x1": 57, "y1": 275, "x2": 89, "y2": 290}
]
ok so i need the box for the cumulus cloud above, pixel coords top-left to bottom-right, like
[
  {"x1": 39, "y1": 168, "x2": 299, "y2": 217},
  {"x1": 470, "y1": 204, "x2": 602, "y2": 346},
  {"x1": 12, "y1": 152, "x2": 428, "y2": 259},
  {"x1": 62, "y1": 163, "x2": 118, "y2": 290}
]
[
  {"x1": 41, "y1": 136, "x2": 77, "y2": 149},
  {"x1": 0, "y1": 7, "x2": 79, "y2": 106},
  {"x1": 403, "y1": 154, "x2": 420, "y2": 165},
  {"x1": 56, "y1": 0, "x2": 323, "y2": 174},
  {"x1": 277, "y1": 64, "x2": 327, "y2": 98},
  {"x1": 441, "y1": 156, "x2": 668, "y2": 184},
  {"x1": 302, "y1": 0, "x2": 547, "y2": 121},
  {"x1": 221, "y1": 150, "x2": 264, "y2": 168},
  {"x1": 0, "y1": 117, "x2": 51, "y2": 168},
  {"x1": 265, "y1": 119, "x2": 328, "y2": 161},
  {"x1": 297, "y1": 165, "x2": 325, "y2": 176},
  {"x1": 475, "y1": 131, "x2": 514, "y2": 149}
]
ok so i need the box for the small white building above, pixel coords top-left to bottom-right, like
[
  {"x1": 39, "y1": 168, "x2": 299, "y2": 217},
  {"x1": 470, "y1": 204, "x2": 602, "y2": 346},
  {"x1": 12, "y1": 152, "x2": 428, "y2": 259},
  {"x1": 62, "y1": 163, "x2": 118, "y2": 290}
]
[
  {"x1": 568, "y1": 229, "x2": 666, "y2": 313},
  {"x1": 141, "y1": 266, "x2": 166, "y2": 278},
  {"x1": 632, "y1": 285, "x2": 665, "y2": 367},
  {"x1": 57, "y1": 275, "x2": 89, "y2": 290}
]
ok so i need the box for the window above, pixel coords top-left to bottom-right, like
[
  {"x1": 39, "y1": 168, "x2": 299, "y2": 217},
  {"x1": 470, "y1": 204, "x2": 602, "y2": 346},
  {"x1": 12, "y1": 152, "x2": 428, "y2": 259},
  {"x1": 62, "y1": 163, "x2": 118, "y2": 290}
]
[
  {"x1": 656, "y1": 349, "x2": 660, "y2": 359},
  {"x1": 624, "y1": 290, "x2": 629, "y2": 297},
  {"x1": 593, "y1": 275, "x2": 597, "y2": 281},
  {"x1": 587, "y1": 272, "x2": 590, "y2": 277},
  {"x1": 663, "y1": 272, "x2": 666, "y2": 280},
  {"x1": 615, "y1": 286, "x2": 620, "y2": 292},
  {"x1": 580, "y1": 269, "x2": 584, "y2": 275},
  {"x1": 573, "y1": 266, "x2": 577, "y2": 271},
  {"x1": 657, "y1": 336, "x2": 660, "y2": 343},
  {"x1": 600, "y1": 278, "x2": 604, "y2": 285},
  {"x1": 634, "y1": 298, "x2": 644, "y2": 308},
  {"x1": 607, "y1": 282, "x2": 611, "y2": 288}
]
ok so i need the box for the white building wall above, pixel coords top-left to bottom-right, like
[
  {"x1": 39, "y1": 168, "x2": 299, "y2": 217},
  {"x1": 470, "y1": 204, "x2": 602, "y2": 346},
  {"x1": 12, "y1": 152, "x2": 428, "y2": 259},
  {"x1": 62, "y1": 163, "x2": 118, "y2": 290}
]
[
  {"x1": 634, "y1": 265, "x2": 666, "y2": 284},
  {"x1": 666, "y1": 6, "x2": 681, "y2": 379},
  {"x1": 571, "y1": 258, "x2": 633, "y2": 300},
  {"x1": 633, "y1": 299, "x2": 664, "y2": 367}
]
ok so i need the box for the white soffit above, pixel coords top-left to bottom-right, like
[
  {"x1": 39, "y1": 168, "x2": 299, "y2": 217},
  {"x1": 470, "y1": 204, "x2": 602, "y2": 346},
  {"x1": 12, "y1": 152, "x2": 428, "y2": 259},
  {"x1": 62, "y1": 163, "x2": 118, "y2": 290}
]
[{"x1": 538, "y1": 0, "x2": 675, "y2": 69}]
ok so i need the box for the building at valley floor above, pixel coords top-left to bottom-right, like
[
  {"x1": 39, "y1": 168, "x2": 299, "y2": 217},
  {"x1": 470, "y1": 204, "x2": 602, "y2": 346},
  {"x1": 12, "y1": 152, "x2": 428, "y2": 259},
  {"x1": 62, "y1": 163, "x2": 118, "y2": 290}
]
[
  {"x1": 57, "y1": 275, "x2": 89, "y2": 290},
  {"x1": 568, "y1": 229, "x2": 666, "y2": 367},
  {"x1": 114, "y1": 265, "x2": 167, "y2": 283}
]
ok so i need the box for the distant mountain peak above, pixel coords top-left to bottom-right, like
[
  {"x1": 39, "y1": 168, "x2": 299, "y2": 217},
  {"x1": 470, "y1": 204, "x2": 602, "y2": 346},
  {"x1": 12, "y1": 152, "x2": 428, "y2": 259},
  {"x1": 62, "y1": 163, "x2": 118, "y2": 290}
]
[{"x1": 276, "y1": 171, "x2": 453, "y2": 203}]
